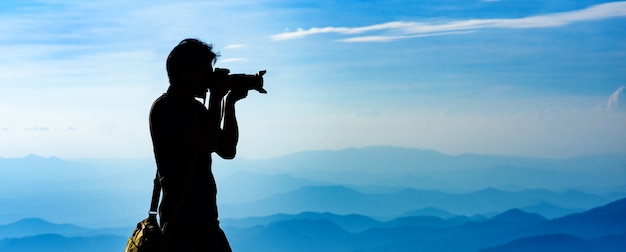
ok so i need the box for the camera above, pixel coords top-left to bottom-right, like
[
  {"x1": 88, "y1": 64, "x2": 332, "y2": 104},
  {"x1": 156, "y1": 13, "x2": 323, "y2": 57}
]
[{"x1": 213, "y1": 68, "x2": 267, "y2": 94}]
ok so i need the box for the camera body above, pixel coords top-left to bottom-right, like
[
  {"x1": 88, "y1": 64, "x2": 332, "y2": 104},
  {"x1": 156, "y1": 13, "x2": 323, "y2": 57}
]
[{"x1": 213, "y1": 68, "x2": 267, "y2": 94}]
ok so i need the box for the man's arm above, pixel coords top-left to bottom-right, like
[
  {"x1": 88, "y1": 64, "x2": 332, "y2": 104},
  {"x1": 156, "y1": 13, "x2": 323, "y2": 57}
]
[{"x1": 208, "y1": 88, "x2": 248, "y2": 159}]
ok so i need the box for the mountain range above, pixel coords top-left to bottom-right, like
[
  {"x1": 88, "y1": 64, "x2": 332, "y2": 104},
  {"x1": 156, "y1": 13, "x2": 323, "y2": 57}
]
[
  {"x1": 1, "y1": 197, "x2": 624, "y2": 252},
  {"x1": 213, "y1": 146, "x2": 626, "y2": 193},
  {"x1": 225, "y1": 197, "x2": 626, "y2": 252},
  {"x1": 1, "y1": 145, "x2": 625, "y2": 251},
  {"x1": 1, "y1": 146, "x2": 625, "y2": 226},
  {"x1": 219, "y1": 185, "x2": 611, "y2": 219}
]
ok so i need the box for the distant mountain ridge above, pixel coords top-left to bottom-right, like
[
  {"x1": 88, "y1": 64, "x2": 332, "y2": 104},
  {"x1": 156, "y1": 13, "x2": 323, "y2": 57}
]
[
  {"x1": 1, "y1": 145, "x2": 625, "y2": 227},
  {"x1": 4, "y1": 146, "x2": 625, "y2": 194},
  {"x1": 489, "y1": 208, "x2": 547, "y2": 224},
  {"x1": 0, "y1": 218, "x2": 130, "y2": 240},
  {"x1": 220, "y1": 185, "x2": 612, "y2": 219},
  {"x1": 0, "y1": 218, "x2": 130, "y2": 252},
  {"x1": 215, "y1": 145, "x2": 626, "y2": 192},
  {"x1": 0, "y1": 218, "x2": 88, "y2": 239},
  {"x1": 222, "y1": 212, "x2": 381, "y2": 233}
]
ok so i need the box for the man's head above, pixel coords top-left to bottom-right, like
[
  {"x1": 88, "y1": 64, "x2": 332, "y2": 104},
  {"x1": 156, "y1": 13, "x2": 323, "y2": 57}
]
[{"x1": 166, "y1": 38, "x2": 219, "y2": 95}]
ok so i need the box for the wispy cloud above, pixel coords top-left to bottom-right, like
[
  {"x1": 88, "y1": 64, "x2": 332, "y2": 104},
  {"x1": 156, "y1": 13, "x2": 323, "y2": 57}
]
[
  {"x1": 340, "y1": 31, "x2": 475, "y2": 42},
  {"x1": 220, "y1": 57, "x2": 246, "y2": 63},
  {"x1": 607, "y1": 85, "x2": 625, "y2": 111},
  {"x1": 225, "y1": 44, "x2": 247, "y2": 49},
  {"x1": 271, "y1": 2, "x2": 626, "y2": 42}
]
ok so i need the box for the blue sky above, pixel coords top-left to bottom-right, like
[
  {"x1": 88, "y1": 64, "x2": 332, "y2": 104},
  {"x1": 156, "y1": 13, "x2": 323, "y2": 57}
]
[{"x1": 0, "y1": 0, "x2": 625, "y2": 159}]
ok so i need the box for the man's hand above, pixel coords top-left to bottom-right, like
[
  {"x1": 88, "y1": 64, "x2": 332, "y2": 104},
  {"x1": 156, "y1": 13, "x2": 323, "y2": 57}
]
[
  {"x1": 227, "y1": 88, "x2": 249, "y2": 104},
  {"x1": 208, "y1": 78, "x2": 230, "y2": 101}
]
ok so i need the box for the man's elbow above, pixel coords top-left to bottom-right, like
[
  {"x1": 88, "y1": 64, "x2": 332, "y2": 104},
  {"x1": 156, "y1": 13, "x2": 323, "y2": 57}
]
[
  {"x1": 216, "y1": 148, "x2": 236, "y2": 160},
  {"x1": 215, "y1": 137, "x2": 238, "y2": 159}
]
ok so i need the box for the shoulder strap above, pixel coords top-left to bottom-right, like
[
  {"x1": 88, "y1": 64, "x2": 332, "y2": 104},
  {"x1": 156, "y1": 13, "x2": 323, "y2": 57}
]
[
  {"x1": 149, "y1": 153, "x2": 199, "y2": 217},
  {"x1": 148, "y1": 170, "x2": 161, "y2": 216}
]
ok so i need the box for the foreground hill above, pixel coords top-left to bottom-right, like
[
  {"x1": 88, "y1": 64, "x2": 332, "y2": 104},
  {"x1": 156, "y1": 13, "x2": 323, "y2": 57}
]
[
  {"x1": 0, "y1": 234, "x2": 126, "y2": 252},
  {"x1": 479, "y1": 233, "x2": 626, "y2": 252},
  {"x1": 1, "y1": 197, "x2": 624, "y2": 252},
  {"x1": 223, "y1": 197, "x2": 626, "y2": 252}
]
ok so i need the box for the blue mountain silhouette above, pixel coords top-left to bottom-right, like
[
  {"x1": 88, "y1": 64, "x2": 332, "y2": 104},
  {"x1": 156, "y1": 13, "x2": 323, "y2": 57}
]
[
  {"x1": 0, "y1": 218, "x2": 130, "y2": 240},
  {"x1": 223, "y1": 197, "x2": 626, "y2": 252},
  {"x1": 0, "y1": 233, "x2": 125, "y2": 252},
  {"x1": 220, "y1": 185, "x2": 612, "y2": 219},
  {"x1": 530, "y1": 196, "x2": 626, "y2": 239},
  {"x1": 479, "y1": 233, "x2": 626, "y2": 252},
  {"x1": 222, "y1": 211, "x2": 380, "y2": 233},
  {"x1": 2, "y1": 197, "x2": 624, "y2": 252},
  {"x1": 3, "y1": 147, "x2": 625, "y2": 227},
  {"x1": 0, "y1": 218, "x2": 89, "y2": 239},
  {"x1": 489, "y1": 208, "x2": 547, "y2": 224}
]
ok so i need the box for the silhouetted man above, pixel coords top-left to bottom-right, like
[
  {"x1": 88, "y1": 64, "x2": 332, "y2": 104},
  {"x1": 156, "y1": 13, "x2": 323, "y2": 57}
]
[{"x1": 150, "y1": 38, "x2": 246, "y2": 251}]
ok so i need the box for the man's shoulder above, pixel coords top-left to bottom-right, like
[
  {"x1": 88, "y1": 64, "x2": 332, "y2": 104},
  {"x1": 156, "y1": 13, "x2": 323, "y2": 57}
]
[
  {"x1": 150, "y1": 94, "x2": 180, "y2": 112},
  {"x1": 151, "y1": 94, "x2": 205, "y2": 113},
  {"x1": 152, "y1": 93, "x2": 190, "y2": 106},
  {"x1": 154, "y1": 93, "x2": 174, "y2": 103}
]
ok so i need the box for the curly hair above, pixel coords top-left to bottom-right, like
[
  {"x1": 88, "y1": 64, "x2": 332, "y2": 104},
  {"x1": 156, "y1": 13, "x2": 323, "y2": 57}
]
[{"x1": 166, "y1": 38, "x2": 220, "y2": 85}]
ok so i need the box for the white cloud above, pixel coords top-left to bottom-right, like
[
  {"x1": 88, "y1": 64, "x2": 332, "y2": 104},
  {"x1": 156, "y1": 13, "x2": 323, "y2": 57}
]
[
  {"x1": 220, "y1": 57, "x2": 247, "y2": 63},
  {"x1": 271, "y1": 2, "x2": 626, "y2": 42},
  {"x1": 339, "y1": 31, "x2": 474, "y2": 42},
  {"x1": 607, "y1": 85, "x2": 625, "y2": 111},
  {"x1": 225, "y1": 44, "x2": 247, "y2": 49}
]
